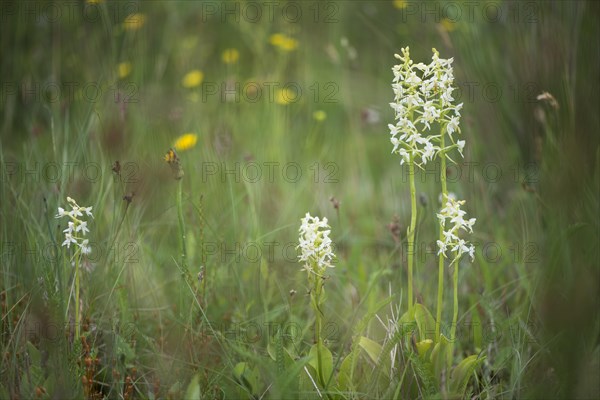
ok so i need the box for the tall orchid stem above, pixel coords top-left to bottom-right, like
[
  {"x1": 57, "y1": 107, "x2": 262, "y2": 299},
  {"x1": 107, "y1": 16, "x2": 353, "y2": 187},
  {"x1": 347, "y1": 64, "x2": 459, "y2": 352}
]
[
  {"x1": 311, "y1": 272, "x2": 331, "y2": 398},
  {"x1": 448, "y1": 258, "x2": 459, "y2": 368},
  {"x1": 314, "y1": 276, "x2": 324, "y2": 384},
  {"x1": 435, "y1": 138, "x2": 448, "y2": 341},
  {"x1": 74, "y1": 253, "x2": 81, "y2": 343},
  {"x1": 407, "y1": 155, "x2": 417, "y2": 313}
]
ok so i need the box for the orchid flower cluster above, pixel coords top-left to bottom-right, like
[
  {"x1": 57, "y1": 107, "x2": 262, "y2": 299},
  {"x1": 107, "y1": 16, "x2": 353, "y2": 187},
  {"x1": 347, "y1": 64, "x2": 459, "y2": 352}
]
[
  {"x1": 55, "y1": 197, "x2": 93, "y2": 255},
  {"x1": 297, "y1": 212, "x2": 335, "y2": 276},
  {"x1": 436, "y1": 198, "x2": 476, "y2": 263},
  {"x1": 297, "y1": 212, "x2": 336, "y2": 388},
  {"x1": 389, "y1": 47, "x2": 464, "y2": 167}
]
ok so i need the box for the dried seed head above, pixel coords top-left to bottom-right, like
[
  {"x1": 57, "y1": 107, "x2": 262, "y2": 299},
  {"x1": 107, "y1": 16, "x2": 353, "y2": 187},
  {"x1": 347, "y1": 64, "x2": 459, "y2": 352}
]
[
  {"x1": 329, "y1": 196, "x2": 340, "y2": 210},
  {"x1": 536, "y1": 91, "x2": 559, "y2": 109},
  {"x1": 123, "y1": 192, "x2": 135, "y2": 204},
  {"x1": 164, "y1": 148, "x2": 184, "y2": 180},
  {"x1": 112, "y1": 160, "x2": 121, "y2": 175}
]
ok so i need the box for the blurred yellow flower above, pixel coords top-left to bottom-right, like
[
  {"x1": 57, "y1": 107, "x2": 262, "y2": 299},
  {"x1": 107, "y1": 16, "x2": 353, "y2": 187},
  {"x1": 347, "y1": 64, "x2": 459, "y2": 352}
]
[
  {"x1": 275, "y1": 88, "x2": 297, "y2": 105},
  {"x1": 269, "y1": 33, "x2": 285, "y2": 45},
  {"x1": 182, "y1": 70, "x2": 204, "y2": 88},
  {"x1": 269, "y1": 33, "x2": 298, "y2": 51},
  {"x1": 173, "y1": 133, "x2": 198, "y2": 152},
  {"x1": 440, "y1": 18, "x2": 456, "y2": 32},
  {"x1": 222, "y1": 48, "x2": 240, "y2": 64},
  {"x1": 393, "y1": 0, "x2": 407, "y2": 9},
  {"x1": 313, "y1": 110, "x2": 327, "y2": 122},
  {"x1": 118, "y1": 62, "x2": 131, "y2": 79},
  {"x1": 123, "y1": 13, "x2": 146, "y2": 30},
  {"x1": 86, "y1": 0, "x2": 104, "y2": 4}
]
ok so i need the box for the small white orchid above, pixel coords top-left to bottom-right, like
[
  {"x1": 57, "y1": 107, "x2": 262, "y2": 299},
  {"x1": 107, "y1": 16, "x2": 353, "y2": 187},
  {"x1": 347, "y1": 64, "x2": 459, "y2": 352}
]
[
  {"x1": 297, "y1": 212, "x2": 335, "y2": 275},
  {"x1": 436, "y1": 198, "x2": 476, "y2": 262},
  {"x1": 55, "y1": 197, "x2": 93, "y2": 255},
  {"x1": 62, "y1": 233, "x2": 77, "y2": 249},
  {"x1": 80, "y1": 239, "x2": 92, "y2": 255}
]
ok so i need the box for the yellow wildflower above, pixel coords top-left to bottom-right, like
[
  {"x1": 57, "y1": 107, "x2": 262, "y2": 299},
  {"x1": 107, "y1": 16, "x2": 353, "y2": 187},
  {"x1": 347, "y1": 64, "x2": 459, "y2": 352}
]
[
  {"x1": 173, "y1": 133, "x2": 198, "y2": 152},
  {"x1": 222, "y1": 48, "x2": 240, "y2": 64},
  {"x1": 182, "y1": 70, "x2": 204, "y2": 88},
  {"x1": 269, "y1": 33, "x2": 298, "y2": 51},
  {"x1": 118, "y1": 62, "x2": 131, "y2": 79}
]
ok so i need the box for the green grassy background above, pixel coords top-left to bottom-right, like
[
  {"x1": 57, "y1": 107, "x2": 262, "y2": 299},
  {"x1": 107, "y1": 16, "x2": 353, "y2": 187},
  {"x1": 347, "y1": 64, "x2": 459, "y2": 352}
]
[{"x1": 1, "y1": 1, "x2": 598, "y2": 398}]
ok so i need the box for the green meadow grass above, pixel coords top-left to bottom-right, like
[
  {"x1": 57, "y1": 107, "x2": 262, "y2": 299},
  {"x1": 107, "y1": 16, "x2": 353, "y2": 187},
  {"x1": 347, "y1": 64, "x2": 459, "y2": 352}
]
[{"x1": 1, "y1": 1, "x2": 598, "y2": 399}]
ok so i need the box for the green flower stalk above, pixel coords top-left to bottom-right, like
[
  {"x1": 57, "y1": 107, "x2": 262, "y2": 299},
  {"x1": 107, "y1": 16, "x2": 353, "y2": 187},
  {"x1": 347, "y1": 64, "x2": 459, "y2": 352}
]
[
  {"x1": 435, "y1": 141, "x2": 448, "y2": 341},
  {"x1": 164, "y1": 148, "x2": 188, "y2": 272},
  {"x1": 164, "y1": 148, "x2": 194, "y2": 314},
  {"x1": 177, "y1": 178, "x2": 188, "y2": 273},
  {"x1": 56, "y1": 197, "x2": 93, "y2": 344},
  {"x1": 297, "y1": 213, "x2": 335, "y2": 387},
  {"x1": 407, "y1": 155, "x2": 417, "y2": 312}
]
